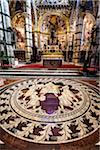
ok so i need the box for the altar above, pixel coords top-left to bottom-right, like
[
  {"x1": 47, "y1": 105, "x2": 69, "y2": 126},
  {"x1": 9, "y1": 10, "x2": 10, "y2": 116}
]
[
  {"x1": 43, "y1": 57, "x2": 63, "y2": 68},
  {"x1": 42, "y1": 45, "x2": 63, "y2": 68},
  {"x1": 42, "y1": 23, "x2": 64, "y2": 68}
]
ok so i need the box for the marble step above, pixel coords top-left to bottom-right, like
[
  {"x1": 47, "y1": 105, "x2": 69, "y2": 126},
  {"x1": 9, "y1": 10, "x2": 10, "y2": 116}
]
[{"x1": 0, "y1": 69, "x2": 82, "y2": 77}]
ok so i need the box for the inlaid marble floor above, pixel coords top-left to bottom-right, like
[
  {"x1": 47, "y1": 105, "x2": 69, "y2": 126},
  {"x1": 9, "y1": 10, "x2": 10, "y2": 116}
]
[{"x1": 0, "y1": 77, "x2": 99, "y2": 150}]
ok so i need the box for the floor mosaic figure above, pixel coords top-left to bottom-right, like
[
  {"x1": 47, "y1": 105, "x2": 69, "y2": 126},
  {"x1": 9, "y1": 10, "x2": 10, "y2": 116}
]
[{"x1": 0, "y1": 78, "x2": 99, "y2": 144}]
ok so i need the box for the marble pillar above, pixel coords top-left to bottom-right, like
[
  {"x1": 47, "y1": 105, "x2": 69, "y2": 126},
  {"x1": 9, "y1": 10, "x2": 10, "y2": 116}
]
[
  {"x1": 0, "y1": 0, "x2": 15, "y2": 65},
  {"x1": 25, "y1": 0, "x2": 33, "y2": 62},
  {"x1": 73, "y1": 17, "x2": 83, "y2": 64},
  {"x1": 72, "y1": 0, "x2": 83, "y2": 64}
]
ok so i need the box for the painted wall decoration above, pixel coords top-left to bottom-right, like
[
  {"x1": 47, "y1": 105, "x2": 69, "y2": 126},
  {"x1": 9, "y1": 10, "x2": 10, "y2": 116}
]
[
  {"x1": 40, "y1": 14, "x2": 67, "y2": 49},
  {"x1": 84, "y1": 16, "x2": 94, "y2": 41},
  {"x1": 9, "y1": 0, "x2": 24, "y2": 16},
  {"x1": 11, "y1": 13, "x2": 25, "y2": 50},
  {"x1": 81, "y1": 13, "x2": 95, "y2": 51},
  {"x1": 41, "y1": 15, "x2": 66, "y2": 33}
]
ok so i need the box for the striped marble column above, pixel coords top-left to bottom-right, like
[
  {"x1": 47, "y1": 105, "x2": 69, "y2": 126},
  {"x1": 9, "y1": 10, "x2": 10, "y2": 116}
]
[
  {"x1": 0, "y1": 0, "x2": 15, "y2": 65},
  {"x1": 25, "y1": 0, "x2": 33, "y2": 62},
  {"x1": 73, "y1": 16, "x2": 83, "y2": 64},
  {"x1": 31, "y1": 0, "x2": 39, "y2": 50},
  {"x1": 31, "y1": 0, "x2": 38, "y2": 30},
  {"x1": 72, "y1": 0, "x2": 83, "y2": 64}
]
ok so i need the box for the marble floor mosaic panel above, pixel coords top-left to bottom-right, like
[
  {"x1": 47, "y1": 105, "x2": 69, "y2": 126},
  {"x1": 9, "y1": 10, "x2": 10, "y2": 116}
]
[{"x1": 0, "y1": 78, "x2": 99, "y2": 144}]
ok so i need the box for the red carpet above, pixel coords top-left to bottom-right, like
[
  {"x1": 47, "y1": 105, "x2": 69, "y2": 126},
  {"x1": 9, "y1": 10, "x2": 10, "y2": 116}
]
[
  {"x1": 18, "y1": 64, "x2": 45, "y2": 69},
  {"x1": 17, "y1": 63, "x2": 82, "y2": 69}
]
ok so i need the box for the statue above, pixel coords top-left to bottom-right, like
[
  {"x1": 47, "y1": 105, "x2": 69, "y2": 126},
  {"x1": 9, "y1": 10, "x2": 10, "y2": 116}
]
[
  {"x1": 51, "y1": 26, "x2": 56, "y2": 40},
  {"x1": 50, "y1": 25, "x2": 57, "y2": 45},
  {"x1": 48, "y1": 16, "x2": 58, "y2": 45}
]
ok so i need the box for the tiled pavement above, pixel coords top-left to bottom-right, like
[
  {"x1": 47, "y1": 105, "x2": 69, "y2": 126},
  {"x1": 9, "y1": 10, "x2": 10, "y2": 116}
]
[{"x1": 0, "y1": 77, "x2": 99, "y2": 150}]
